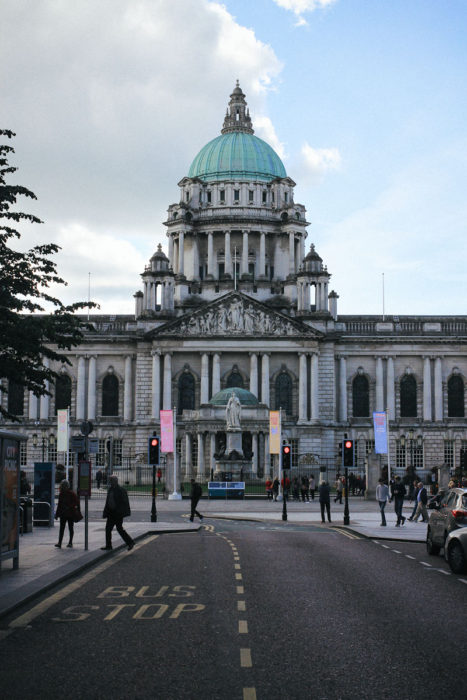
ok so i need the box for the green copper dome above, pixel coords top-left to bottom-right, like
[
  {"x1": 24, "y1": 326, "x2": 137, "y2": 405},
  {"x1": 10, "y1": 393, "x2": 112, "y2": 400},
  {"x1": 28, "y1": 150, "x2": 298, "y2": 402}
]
[
  {"x1": 187, "y1": 81, "x2": 287, "y2": 183},
  {"x1": 209, "y1": 388, "x2": 259, "y2": 406},
  {"x1": 188, "y1": 132, "x2": 286, "y2": 183}
]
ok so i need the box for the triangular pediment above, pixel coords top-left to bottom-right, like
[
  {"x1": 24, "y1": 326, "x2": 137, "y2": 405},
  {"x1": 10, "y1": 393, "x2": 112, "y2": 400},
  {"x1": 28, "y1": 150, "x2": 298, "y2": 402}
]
[{"x1": 145, "y1": 292, "x2": 322, "y2": 339}]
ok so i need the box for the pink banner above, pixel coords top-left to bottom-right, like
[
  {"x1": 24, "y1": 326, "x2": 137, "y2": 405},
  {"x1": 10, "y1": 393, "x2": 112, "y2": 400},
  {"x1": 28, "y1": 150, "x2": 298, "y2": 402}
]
[{"x1": 160, "y1": 410, "x2": 174, "y2": 453}]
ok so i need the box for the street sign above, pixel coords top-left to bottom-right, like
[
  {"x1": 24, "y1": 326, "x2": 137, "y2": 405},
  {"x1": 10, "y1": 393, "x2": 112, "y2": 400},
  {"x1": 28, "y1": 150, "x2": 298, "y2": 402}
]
[
  {"x1": 88, "y1": 437, "x2": 99, "y2": 454},
  {"x1": 70, "y1": 436, "x2": 85, "y2": 453},
  {"x1": 80, "y1": 421, "x2": 94, "y2": 436}
]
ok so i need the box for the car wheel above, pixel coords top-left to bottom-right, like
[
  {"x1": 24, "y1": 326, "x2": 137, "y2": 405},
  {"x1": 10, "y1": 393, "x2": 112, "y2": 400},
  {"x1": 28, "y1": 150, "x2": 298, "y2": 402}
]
[
  {"x1": 447, "y1": 541, "x2": 467, "y2": 574},
  {"x1": 426, "y1": 527, "x2": 440, "y2": 556}
]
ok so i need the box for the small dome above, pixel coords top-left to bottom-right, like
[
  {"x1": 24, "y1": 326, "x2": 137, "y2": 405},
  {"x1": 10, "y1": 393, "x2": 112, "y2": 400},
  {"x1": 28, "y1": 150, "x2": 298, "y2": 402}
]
[{"x1": 209, "y1": 387, "x2": 259, "y2": 406}]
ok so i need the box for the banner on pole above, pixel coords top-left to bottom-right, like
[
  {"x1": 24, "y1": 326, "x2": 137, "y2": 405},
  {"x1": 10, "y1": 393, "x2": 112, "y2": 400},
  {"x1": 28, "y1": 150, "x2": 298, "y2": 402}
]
[
  {"x1": 269, "y1": 411, "x2": 280, "y2": 454},
  {"x1": 160, "y1": 410, "x2": 174, "y2": 453},
  {"x1": 373, "y1": 411, "x2": 388, "y2": 454},
  {"x1": 57, "y1": 409, "x2": 69, "y2": 453}
]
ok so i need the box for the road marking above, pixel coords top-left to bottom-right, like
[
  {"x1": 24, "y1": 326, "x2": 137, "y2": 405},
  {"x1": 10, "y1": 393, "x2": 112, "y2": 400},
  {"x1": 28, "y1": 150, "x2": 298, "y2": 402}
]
[
  {"x1": 238, "y1": 600, "x2": 246, "y2": 611},
  {"x1": 392, "y1": 550, "x2": 401, "y2": 554},
  {"x1": 243, "y1": 689, "x2": 256, "y2": 700},
  {"x1": 235, "y1": 573, "x2": 243, "y2": 580},
  {"x1": 332, "y1": 528, "x2": 360, "y2": 540},
  {"x1": 240, "y1": 648, "x2": 252, "y2": 668},
  {"x1": 381, "y1": 544, "x2": 390, "y2": 549},
  {"x1": 420, "y1": 561, "x2": 432, "y2": 567},
  {"x1": 405, "y1": 555, "x2": 416, "y2": 559},
  {"x1": 430, "y1": 569, "x2": 450, "y2": 575},
  {"x1": 8, "y1": 536, "x2": 159, "y2": 630},
  {"x1": 237, "y1": 586, "x2": 244, "y2": 594},
  {"x1": 235, "y1": 564, "x2": 241, "y2": 570},
  {"x1": 238, "y1": 620, "x2": 248, "y2": 634},
  {"x1": 459, "y1": 579, "x2": 467, "y2": 585}
]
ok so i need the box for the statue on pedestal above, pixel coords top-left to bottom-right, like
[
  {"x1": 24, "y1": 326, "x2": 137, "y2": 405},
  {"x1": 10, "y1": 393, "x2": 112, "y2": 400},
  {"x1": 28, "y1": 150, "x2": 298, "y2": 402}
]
[{"x1": 226, "y1": 391, "x2": 241, "y2": 431}]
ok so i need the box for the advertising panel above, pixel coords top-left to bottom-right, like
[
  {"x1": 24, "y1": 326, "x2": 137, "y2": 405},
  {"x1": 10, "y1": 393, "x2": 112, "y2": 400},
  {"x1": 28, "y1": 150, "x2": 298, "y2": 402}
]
[
  {"x1": 1, "y1": 438, "x2": 20, "y2": 559},
  {"x1": 33, "y1": 462, "x2": 55, "y2": 526},
  {"x1": 269, "y1": 411, "x2": 280, "y2": 454},
  {"x1": 373, "y1": 411, "x2": 388, "y2": 454},
  {"x1": 160, "y1": 410, "x2": 174, "y2": 453}
]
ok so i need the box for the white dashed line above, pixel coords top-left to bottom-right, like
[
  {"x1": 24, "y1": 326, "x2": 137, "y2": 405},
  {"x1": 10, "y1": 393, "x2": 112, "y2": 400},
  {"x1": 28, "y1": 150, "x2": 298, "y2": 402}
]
[{"x1": 420, "y1": 561, "x2": 432, "y2": 567}]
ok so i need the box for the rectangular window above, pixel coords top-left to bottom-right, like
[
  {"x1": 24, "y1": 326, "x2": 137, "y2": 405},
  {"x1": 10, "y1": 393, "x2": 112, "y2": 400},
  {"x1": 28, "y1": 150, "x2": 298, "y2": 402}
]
[
  {"x1": 249, "y1": 190, "x2": 254, "y2": 203},
  {"x1": 395, "y1": 440, "x2": 406, "y2": 469},
  {"x1": 207, "y1": 191, "x2": 211, "y2": 203},
  {"x1": 199, "y1": 192, "x2": 202, "y2": 203},
  {"x1": 262, "y1": 191, "x2": 267, "y2": 204},
  {"x1": 113, "y1": 439, "x2": 123, "y2": 468},
  {"x1": 284, "y1": 192, "x2": 288, "y2": 203},
  {"x1": 234, "y1": 189, "x2": 240, "y2": 202},
  {"x1": 185, "y1": 191, "x2": 189, "y2": 202},
  {"x1": 20, "y1": 441, "x2": 28, "y2": 467},
  {"x1": 413, "y1": 443, "x2": 424, "y2": 469},
  {"x1": 220, "y1": 189, "x2": 225, "y2": 202},
  {"x1": 271, "y1": 191, "x2": 275, "y2": 203},
  {"x1": 191, "y1": 437, "x2": 198, "y2": 468},
  {"x1": 290, "y1": 439, "x2": 299, "y2": 469},
  {"x1": 444, "y1": 440, "x2": 454, "y2": 469}
]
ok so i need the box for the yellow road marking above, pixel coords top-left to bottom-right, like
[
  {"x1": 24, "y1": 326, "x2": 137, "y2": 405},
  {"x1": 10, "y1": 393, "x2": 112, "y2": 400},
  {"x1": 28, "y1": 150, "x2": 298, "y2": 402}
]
[
  {"x1": 333, "y1": 527, "x2": 361, "y2": 540},
  {"x1": 239, "y1": 620, "x2": 248, "y2": 634},
  {"x1": 240, "y1": 648, "x2": 252, "y2": 668},
  {"x1": 243, "y1": 689, "x2": 257, "y2": 700},
  {"x1": 8, "y1": 536, "x2": 159, "y2": 630}
]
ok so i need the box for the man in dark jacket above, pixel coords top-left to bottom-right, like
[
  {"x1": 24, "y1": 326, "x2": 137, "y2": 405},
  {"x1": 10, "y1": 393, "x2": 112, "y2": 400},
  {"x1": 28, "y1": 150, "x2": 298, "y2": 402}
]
[
  {"x1": 392, "y1": 475, "x2": 406, "y2": 526},
  {"x1": 189, "y1": 478, "x2": 203, "y2": 522},
  {"x1": 412, "y1": 482, "x2": 429, "y2": 523},
  {"x1": 101, "y1": 474, "x2": 134, "y2": 551},
  {"x1": 318, "y1": 480, "x2": 331, "y2": 523}
]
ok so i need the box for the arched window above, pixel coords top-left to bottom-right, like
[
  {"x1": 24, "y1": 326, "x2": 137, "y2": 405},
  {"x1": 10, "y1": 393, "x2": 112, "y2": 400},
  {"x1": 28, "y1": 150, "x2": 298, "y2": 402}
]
[
  {"x1": 448, "y1": 375, "x2": 464, "y2": 417},
  {"x1": 400, "y1": 375, "x2": 417, "y2": 417},
  {"x1": 8, "y1": 380, "x2": 24, "y2": 416},
  {"x1": 226, "y1": 371, "x2": 244, "y2": 389},
  {"x1": 102, "y1": 374, "x2": 119, "y2": 416},
  {"x1": 275, "y1": 372, "x2": 292, "y2": 415},
  {"x1": 178, "y1": 372, "x2": 195, "y2": 414},
  {"x1": 55, "y1": 374, "x2": 72, "y2": 413},
  {"x1": 352, "y1": 375, "x2": 369, "y2": 417}
]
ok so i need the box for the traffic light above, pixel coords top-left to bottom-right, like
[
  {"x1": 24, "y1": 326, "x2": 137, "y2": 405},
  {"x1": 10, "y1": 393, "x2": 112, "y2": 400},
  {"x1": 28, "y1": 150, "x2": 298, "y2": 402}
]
[
  {"x1": 282, "y1": 443, "x2": 291, "y2": 470},
  {"x1": 148, "y1": 436, "x2": 160, "y2": 465},
  {"x1": 343, "y1": 439, "x2": 354, "y2": 467}
]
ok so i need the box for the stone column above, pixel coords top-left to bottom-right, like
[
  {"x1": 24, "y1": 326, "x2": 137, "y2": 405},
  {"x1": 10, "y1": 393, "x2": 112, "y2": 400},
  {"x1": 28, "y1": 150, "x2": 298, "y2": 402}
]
[
  {"x1": 76, "y1": 355, "x2": 86, "y2": 421},
  {"x1": 300, "y1": 234, "x2": 305, "y2": 268},
  {"x1": 178, "y1": 232, "x2": 185, "y2": 276},
  {"x1": 168, "y1": 235, "x2": 174, "y2": 268},
  {"x1": 249, "y1": 353, "x2": 258, "y2": 398},
  {"x1": 224, "y1": 231, "x2": 232, "y2": 276},
  {"x1": 163, "y1": 353, "x2": 172, "y2": 410},
  {"x1": 252, "y1": 433, "x2": 258, "y2": 476},
  {"x1": 212, "y1": 353, "x2": 221, "y2": 396},
  {"x1": 339, "y1": 356, "x2": 347, "y2": 422},
  {"x1": 311, "y1": 353, "x2": 319, "y2": 421},
  {"x1": 210, "y1": 433, "x2": 216, "y2": 477},
  {"x1": 264, "y1": 433, "x2": 270, "y2": 475},
  {"x1": 151, "y1": 351, "x2": 161, "y2": 419},
  {"x1": 261, "y1": 353, "x2": 270, "y2": 406},
  {"x1": 123, "y1": 355, "x2": 133, "y2": 421},
  {"x1": 28, "y1": 391, "x2": 38, "y2": 420},
  {"x1": 200, "y1": 353, "x2": 209, "y2": 404},
  {"x1": 242, "y1": 231, "x2": 249, "y2": 275},
  {"x1": 298, "y1": 353, "x2": 308, "y2": 422},
  {"x1": 259, "y1": 232, "x2": 266, "y2": 277},
  {"x1": 434, "y1": 357, "x2": 443, "y2": 421},
  {"x1": 288, "y1": 232, "x2": 295, "y2": 275},
  {"x1": 87, "y1": 355, "x2": 97, "y2": 420},
  {"x1": 197, "y1": 432, "x2": 205, "y2": 478},
  {"x1": 423, "y1": 356, "x2": 432, "y2": 421},
  {"x1": 375, "y1": 356, "x2": 384, "y2": 412},
  {"x1": 192, "y1": 235, "x2": 199, "y2": 279},
  {"x1": 207, "y1": 232, "x2": 214, "y2": 277},
  {"x1": 185, "y1": 432, "x2": 193, "y2": 478},
  {"x1": 387, "y1": 356, "x2": 395, "y2": 420}
]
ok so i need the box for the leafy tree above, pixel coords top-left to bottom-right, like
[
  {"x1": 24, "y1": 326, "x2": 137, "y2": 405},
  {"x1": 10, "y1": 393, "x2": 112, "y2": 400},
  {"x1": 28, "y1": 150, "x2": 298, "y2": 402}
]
[{"x1": 0, "y1": 129, "x2": 97, "y2": 420}]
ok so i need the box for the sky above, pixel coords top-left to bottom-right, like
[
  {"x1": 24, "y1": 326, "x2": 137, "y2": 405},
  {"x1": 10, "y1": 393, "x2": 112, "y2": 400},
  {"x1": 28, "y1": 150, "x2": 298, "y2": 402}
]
[{"x1": 1, "y1": 0, "x2": 466, "y2": 316}]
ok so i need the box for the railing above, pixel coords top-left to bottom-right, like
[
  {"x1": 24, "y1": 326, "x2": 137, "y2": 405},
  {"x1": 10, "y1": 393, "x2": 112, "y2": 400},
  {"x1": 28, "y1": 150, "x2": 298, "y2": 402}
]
[{"x1": 340, "y1": 317, "x2": 467, "y2": 336}]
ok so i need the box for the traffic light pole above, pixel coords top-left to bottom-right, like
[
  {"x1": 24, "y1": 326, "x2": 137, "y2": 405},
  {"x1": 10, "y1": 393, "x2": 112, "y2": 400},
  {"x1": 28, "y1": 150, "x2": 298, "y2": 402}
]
[
  {"x1": 151, "y1": 464, "x2": 157, "y2": 522},
  {"x1": 343, "y1": 466, "x2": 349, "y2": 525}
]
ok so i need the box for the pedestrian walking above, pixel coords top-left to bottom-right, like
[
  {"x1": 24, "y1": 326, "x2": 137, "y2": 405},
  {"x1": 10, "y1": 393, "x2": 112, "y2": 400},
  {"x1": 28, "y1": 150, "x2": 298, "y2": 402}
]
[
  {"x1": 309, "y1": 475, "x2": 316, "y2": 500},
  {"x1": 101, "y1": 474, "x2": 134, "y2": 551},
  {"x1": 407, "y1": 480, "x2": 420, "y2": 520},
  {"x1": 189, "y1": 478, "x2": 203, "y2": 522},
  {"x1": 292, "y1": 476, "x2": 300, "y2": 501},
  {"x1": 412, "y1": 482, "x2": 429, "y2": 523},
  {"x1": 96, "y1": 469, "x2": 103, "y2": 489},
  {"x1": 318, "y1": 480, "x2": 331, "y2": 523},
  {"x1": 157, "y1": 468, "x2": 162, "y2": 483},
  {"x1": 300, "y1": 475, "x2": 309, "y2": 502},
  {"x1": 392, "y1": 476, "x2": 406, "y2": 526},
  {"x1": 55, "y1": 479, "x2": 81, "y2": 548},
  {"x1": 272, "y1": 477, "x2": 279, "y2": 501},
  {"x1": 376, "y1": 478, "x2": 389, "y2": 526},
  {"x1": 265, "y1": 477, "x2": 273, "y2": 501},
  {"x1": 334, "y1": 477, "x2": 344, "y2": 504}
]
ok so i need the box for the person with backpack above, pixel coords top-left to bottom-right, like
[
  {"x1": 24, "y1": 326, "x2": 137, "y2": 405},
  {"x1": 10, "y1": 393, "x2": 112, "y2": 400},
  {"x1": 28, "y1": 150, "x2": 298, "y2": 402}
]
[{"x1": 190, "y1": 478, "x2": 203, "y2": 522}]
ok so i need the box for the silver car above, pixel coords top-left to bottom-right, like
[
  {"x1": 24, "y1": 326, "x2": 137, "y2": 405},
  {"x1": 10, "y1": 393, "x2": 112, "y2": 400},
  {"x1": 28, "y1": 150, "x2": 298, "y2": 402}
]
[
  {"x1": 444, "y1": 528, "x2": 467, "y2": 574},
  {"x1": 426, "y1": 487, "x2": 467, "y2": 555}
]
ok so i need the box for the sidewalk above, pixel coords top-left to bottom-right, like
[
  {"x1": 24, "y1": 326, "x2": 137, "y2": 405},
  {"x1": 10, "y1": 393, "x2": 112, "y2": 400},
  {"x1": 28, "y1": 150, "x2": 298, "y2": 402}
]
[{"x1": 0, "y1": 497, "x2": 428, "y2": 620}]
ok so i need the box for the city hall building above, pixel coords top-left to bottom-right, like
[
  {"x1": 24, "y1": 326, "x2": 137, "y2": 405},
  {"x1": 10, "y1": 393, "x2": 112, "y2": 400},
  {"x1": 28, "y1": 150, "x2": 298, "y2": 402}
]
[{"x1": 3, "y1": 83, "x2": 467, "y2": 487}]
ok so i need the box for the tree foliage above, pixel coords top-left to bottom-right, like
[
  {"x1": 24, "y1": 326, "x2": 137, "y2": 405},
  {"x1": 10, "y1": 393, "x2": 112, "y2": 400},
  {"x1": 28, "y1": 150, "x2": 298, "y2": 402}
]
[{"x1": 0, "y1": 129, "x2": 97, "y2": 420}]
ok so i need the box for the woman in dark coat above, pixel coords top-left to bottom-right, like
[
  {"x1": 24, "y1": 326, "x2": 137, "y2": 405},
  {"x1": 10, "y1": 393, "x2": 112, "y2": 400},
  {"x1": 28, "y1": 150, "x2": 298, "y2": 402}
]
[
  {"x1": 318, "y1": 480, "x2": 331, "y2": 523},
  {"x1": 55, "y1": 479, "x2": 80, "y2": 548}
]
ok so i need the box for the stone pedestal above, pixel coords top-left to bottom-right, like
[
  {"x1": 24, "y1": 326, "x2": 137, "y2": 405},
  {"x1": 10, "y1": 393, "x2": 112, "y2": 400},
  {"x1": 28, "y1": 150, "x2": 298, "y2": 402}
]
[{"x1": 226, "y1": 430, "x2": 243, "y2": 458}]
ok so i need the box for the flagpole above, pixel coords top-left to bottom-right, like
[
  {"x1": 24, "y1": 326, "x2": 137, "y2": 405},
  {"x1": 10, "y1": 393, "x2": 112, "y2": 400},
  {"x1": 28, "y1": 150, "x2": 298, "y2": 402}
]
[{"x1": 168, "y1": 405, "x2": 182, "y2": 500}]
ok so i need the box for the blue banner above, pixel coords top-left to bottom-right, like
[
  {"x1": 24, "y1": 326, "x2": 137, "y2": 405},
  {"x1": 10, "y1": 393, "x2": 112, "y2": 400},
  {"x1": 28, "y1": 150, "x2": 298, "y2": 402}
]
[{"x1": 373, "y1": 412, "x2": 388, "y2": 454}]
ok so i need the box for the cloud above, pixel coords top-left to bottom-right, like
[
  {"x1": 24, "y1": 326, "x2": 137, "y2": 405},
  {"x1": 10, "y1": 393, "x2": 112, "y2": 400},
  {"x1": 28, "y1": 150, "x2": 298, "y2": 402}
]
[
  {"x1": 0, "y1": 0, "x2": 283, "y2": 312},
  {"x1": 299, "y1": 142, "x2": 342, "y2": 182},
  {"x1": 272, "y1": 0, "x2": 337, "y2": 26},
  {"x1": 254, "y1": 116, "x2": 286, "y2": 159}
]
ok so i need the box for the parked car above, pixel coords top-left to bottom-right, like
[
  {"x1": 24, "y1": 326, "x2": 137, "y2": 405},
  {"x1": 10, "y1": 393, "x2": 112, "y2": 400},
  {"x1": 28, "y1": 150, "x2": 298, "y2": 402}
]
[
  {"x1": 427, "y1": 488, "x2": 447, "y2": 509},
  {"x1": 444, "y1": 529, "x2": 467, "y2": 574},
  {"x1": 426, "y1": 487, "x2": 467, "y2": 555}
]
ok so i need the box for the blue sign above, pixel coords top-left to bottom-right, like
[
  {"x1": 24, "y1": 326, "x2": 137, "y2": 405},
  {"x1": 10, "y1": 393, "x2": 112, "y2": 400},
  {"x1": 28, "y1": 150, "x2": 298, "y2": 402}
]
[{"x1": 373, "y1": 412, "x2": 388, "y2": 454}]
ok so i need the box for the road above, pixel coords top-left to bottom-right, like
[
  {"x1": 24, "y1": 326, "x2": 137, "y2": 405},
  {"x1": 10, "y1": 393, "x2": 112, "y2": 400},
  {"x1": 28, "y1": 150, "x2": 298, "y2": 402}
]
[{"x1": 1, "y1": 519, "x2": 466, "y2": 699}]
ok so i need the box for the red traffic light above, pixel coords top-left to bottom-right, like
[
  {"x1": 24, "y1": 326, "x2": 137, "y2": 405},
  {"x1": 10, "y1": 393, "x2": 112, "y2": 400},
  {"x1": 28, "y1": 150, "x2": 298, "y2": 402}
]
[
  {"x1": 151, "y1": 438, "x2": 159, "y2": 446},
  {"x1": 344, "y1": 440, "x2": 352, "y2": 449},
  {"x1": 283, "y1": 446, "x2": 291, "y2": 454}
]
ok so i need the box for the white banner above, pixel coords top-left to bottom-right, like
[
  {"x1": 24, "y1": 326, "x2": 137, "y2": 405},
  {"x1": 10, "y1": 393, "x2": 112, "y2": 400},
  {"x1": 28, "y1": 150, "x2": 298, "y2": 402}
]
[{"x1": 57, "y1": 409, "x2": 69, "y2": 452}]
